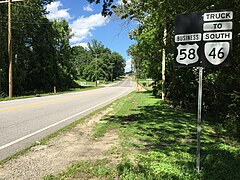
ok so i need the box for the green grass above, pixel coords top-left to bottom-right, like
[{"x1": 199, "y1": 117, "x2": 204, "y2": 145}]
[
  {"x1": 111, "y1": 92, "x2": 240, "y2": 179},
  {"x1": 92, "y1": 120, "x2": 120, "y2": 139},
  {"x1": 41, "y1": 91, "x2": 240, "y2": 179},
  {"x1": 43, "y1": 159, "x2": 116, "y2": 180}
]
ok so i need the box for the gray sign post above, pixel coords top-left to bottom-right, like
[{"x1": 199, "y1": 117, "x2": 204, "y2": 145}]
[
  {"x1": 174, "y1": 10, "x2": 233, "y2": 173},
  {"x1": 196, "y1": 66, "x2": 203, "y2": 172}
]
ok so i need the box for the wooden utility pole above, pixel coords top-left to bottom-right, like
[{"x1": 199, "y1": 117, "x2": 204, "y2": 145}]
[
  {"x1": 110, "y1": 63, "x2": 114, "y2": 82},
  {"x1": 0, "y1": 0, "x2": 23, "y2": 97},
  {"x1": 0, "y1": 10, "x2": 2, "y2": 93},
  {"x1": 95, "y1": 54, "x2": 99, "y2": 87},
  {"x1": 162, "y1": 25, "x2": 167, "y2": 100},
  {"x1": 8, "y1": 0, "x2": 12, "y2": 98}
]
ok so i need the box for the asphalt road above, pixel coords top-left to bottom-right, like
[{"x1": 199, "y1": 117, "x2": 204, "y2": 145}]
[{"x1": 0, "y1": 77, "x2": 135, "y2": 160}]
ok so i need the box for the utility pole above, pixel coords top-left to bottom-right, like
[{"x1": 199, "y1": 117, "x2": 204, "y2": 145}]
[
  {"x1": 0, "y1": 0, "x2": 23, "y2": 98},
  {"x1": 162, "y1": 25, "x2": 167, "y2": 100},
  {"x1": 95, "y1": 54, "x2": 99, "y2": 87},
  {"x1": 111, "y1": 68, "x2": 113, "y2": 82},
  {"x1": 0, "y1": 10, "x2": 2, "y2": 93},
  {"x1": 110, "y1": 63, "x2": 114, "y2": 82},
  {"x1": 8, "y1": 0, "x2": 12, "y2": 98}
]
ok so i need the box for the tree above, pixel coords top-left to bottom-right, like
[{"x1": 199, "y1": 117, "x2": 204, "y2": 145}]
[
  {"x1": 112, "y1": 0, "x2": 240, "y2": 137},
  {"x1": 0, "y1": 0, "x2": 78, "y2": 95},
  {"x1": 70, "y1": 46, "x2": 92, "y2": 77},
  {"x1": 52, "y1": 19, "x2": 77, "y2": 89},
  {"x1": 71, "y1": 40, "x2": 125, "y2": 82},
  {"x1": 86, "y1": 0, "x2": 116, "y2": 16}
]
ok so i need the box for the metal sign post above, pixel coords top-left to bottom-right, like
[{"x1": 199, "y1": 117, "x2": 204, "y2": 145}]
[{"x1": 196, "y1": 66, "x2": 203, "y2": 173}]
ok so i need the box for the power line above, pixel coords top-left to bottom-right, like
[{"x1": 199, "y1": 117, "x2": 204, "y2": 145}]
[
  {"x1": 11, "y1": 3, "x2": 35, "y2": 8},
  {"x1": 0, "y1": 19, "x2": 53, "y2": 24}
]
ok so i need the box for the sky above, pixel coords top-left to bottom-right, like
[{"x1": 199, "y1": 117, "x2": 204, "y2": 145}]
[{"x1": 46, "y1": 0, "x2": 136, "y2": 72}]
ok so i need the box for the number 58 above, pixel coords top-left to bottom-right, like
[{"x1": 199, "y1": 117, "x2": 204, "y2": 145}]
[{"x1": 179, "y1": 48, "x2": 196, "y2": 60}]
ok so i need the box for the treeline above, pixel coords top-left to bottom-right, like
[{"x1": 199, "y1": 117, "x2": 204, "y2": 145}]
[
  {"x1": 109, "y1": 0, "x2": 240, "y2": 138},
  {"x1": 71, "y1": 40, "x2": 125, "y2": 83},
  {"x1": 0, "y1": 0, "x2": 125, "y2": 96}
]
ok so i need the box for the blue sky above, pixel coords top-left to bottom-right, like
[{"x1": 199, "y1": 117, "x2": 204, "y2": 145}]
[{"x1": 46, "y1": 0, "x2": 136, "y2": 72}]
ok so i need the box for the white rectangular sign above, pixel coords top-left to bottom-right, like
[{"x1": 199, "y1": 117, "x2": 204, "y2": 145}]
[
  {"x1": 203, "y1": 11, "x2": 233, "y2": 22},
  {"x1": 175, "y1": 33, "x2": 202, "y2": 43},
  {"x1": 203, "y1": 32, "x2": 232, "y2": 41},
  {"x1": 203, "y1": 21, "x2": 232, "y2": 31}
]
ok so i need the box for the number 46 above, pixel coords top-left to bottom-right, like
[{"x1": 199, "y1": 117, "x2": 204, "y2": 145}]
[{"x1": 209, "y1": 48, "x2": 224, "y2": 59}]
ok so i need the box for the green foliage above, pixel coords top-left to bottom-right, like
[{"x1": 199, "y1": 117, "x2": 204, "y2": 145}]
[
  {"x1": 86, "y1": 0, "x2": 116, "y2": 16},
  {"x1": 0, "y1": 2, "x2": 125, "y2": 97},
  {"x1": 0, "y1": 0, "x2": 78, "y2": 95},
  {"x1": 71, "y1": 40, "x2": 125, "y2": 82},
  {"x1": 117, "y1": 0, "x2": 240, "y2": 138}
]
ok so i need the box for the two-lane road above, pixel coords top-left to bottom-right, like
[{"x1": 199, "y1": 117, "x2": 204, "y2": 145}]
[{"x1": 0, "y1": 77, "x2": 135, "y2": 160}]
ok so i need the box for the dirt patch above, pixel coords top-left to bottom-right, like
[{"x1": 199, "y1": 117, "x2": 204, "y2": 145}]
[{"x1": 0, "y1": 107, "x2": 119, "y2": 180}]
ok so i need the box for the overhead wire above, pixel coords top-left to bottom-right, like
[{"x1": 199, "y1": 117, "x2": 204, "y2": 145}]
[
  {"x1": 11, "y1": 3, "x2": 39, "y2": 8},
  {"x1": 0, "y1": 19, "x2": 53, "y2": 24},
  {"x1": 0, "y1": 1, "x2": 52, "y2": 24}
]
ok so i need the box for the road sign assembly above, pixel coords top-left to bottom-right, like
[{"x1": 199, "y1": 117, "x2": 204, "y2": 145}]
[
  {"x1": 174, "y1": 10, "x2": 233, "y2": 67},
  {"x1": 173, "y1": 10, "x2": 233, "y2": 173}
]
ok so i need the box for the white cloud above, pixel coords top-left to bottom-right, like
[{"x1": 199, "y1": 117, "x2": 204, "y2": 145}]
[
  {"x1": 46, "y1": 1, "x2": 72, "y2": 21},
  {"x1": 83, "y1": 4, "x2": 93, "y2": 12},
  {"x1": 125, "y1": 58, "x2": 132, "y2": 72},
  {"x1": 70, "y1": 14, "x2": 110, "y2": 29},
  {"x1": 46, "y1": 2, "x2": 110, "y2": 46},
  {"x1": 69, "y1": 14, "x2": 110, "y2": 45},
  {"x1": 71, "y1": 43, "x2": 89, "y2": 49},
  {"x1": 70, "y1": 29, "x2": 92, "y2": 44}
]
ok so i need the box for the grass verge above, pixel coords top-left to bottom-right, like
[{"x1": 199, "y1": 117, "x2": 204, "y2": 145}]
[
  {"x1": 92, "y1": 120, "x2": 120, "y2": 139},
  {"x1": 44, "y1": 91, "x2": 240, "y2": 179},
  {"x1": 43, "y1": 159, "x2": 116, "y2": 180}
]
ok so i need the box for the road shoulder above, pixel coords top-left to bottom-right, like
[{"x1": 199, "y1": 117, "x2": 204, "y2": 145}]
[{"x1": 0, "y1": 106, "x2": 118, "y2": 179}]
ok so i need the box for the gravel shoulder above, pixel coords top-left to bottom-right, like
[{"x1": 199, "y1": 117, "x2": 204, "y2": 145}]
[{"x1": 0, "y1": 107, "x2": 118, "y2": 180}]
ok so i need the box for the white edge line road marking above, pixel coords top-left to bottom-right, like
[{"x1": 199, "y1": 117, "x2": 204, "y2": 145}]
[{"x1": 0, "y1": 87, "x2": 132, "y2": 151}]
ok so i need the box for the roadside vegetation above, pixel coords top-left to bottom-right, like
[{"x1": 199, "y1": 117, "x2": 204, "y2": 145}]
[
  {"x1": 116, "y1": 0, "x2": 240, "y2": 139},
  {"x1": 45, "y1": 91, "x2": 240, "y2": 179},
  {"x1": 88, "y1": 0, "x2": 240, "y2": 139},
  {"x1": 0, "y1": 0, "x2": 125, "y2": 98}
]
